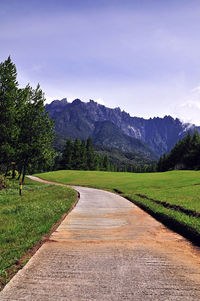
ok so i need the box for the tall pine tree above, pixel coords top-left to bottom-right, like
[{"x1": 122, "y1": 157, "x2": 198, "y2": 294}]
[
  {"x1": 0, "y1": 57, "x2": 19, "y2": 173},
  {"x1": 86, "y1": 137, "x2": 95, "y2": 170},
  {"x1": 0, "y1": 57, "x2": 55, "y2": 180},
  {"x1": 72, "y1": 138, "x2": 81, "y2": 170},
  {"x1": 80, "y1": 140, "x2": 87, "y2": 170},
  {"x1": 60, "y1": 139, "x2": 73, "y2": 169},
  {"x1": 16, "y1": 84, "x2": 55, "y2": 181}
]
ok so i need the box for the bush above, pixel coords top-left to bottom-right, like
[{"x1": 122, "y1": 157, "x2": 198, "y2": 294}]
[{"x1": 0, "y1": 175, "x2": 8, "y2": 190}]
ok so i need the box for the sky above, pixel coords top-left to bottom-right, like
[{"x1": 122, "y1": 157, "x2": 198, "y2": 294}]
[{"x1": 1, "y1": 0, "x2": 200, "y2": 124}]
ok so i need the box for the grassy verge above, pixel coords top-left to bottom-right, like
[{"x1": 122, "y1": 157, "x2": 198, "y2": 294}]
[
  {"x1": 124, "y1": 194, "x2": 200, "y2": 244},
  {"x1": 0, "y1": 177, "x2": 77, "y2": 290},
  {"x1": 35, "y1": 170, "x2": 200, "y2": 246}
]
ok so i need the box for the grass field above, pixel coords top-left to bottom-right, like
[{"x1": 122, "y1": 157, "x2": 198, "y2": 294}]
[
  {"x1": 35, "y1": 170, "x2": 200, "y2": 244},
  {"x1": 0, "y1": 177, "x2": 77, "y2": 290}
]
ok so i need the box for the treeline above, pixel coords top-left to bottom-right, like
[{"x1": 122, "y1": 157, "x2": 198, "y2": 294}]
[
  {"x1": 123, "y1": 164, "x2": 157, "y2": 173},
  {"x1": 58, "y1": 138, "x2": 111, "y2": 171},
  {"x1": 0, "y1": 57, "x2": 55, "y2": 181},
  {"x1": 57, "y1": 137, "x2": 157, "y2": 173},
  {"x1": 157, "y1": 131, "x2": 200, "y2": 171}
]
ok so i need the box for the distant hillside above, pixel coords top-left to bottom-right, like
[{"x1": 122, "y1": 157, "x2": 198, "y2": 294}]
[
  {"x1": 53, "y1": 133, "x2": 154, "y2": 169},
  {"x1": 94, "y1": 145, "x2": 154, "y2": 169},
  {"x1": 46, "y1": 98, "x2": 199, "y2": 157},
  {"x1": 92, "y1": 120, "x2": 156, "y2": 159}
]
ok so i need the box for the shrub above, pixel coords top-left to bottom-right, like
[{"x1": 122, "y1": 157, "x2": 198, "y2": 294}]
[{"x1": 0, "y1": 175, "x2": 8, "y2": 190}]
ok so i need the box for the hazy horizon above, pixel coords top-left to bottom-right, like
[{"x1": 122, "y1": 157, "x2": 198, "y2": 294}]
[{"x1": 1, "y1": 0, "x2": 200, "y2": 124}]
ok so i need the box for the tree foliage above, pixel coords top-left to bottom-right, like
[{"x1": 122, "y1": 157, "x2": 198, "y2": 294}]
[
  {"x1": 60, "y1": 138, "x2": 112, "y2": 171},
  {"x1": 0, "y1": 57, "x2": 18, "y2": 169},
  {"x1": 0, "y1": 57, "x2": 55, "y2": 181},
  {"x1": 157, "y1": 131, "x2": 200, "y2": 171},
  {"x1": 59, "y1": 137, "x2": 157, "y2": 173}
]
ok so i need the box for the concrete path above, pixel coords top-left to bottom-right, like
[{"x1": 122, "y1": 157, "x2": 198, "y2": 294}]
[{"x1": 1, "y1": 176, "x2": 200, "y2": 300}]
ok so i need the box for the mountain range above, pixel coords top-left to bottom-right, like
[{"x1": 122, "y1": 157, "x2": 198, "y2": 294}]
[{"x1": 46, "y1": 98, "x2": 199, "y2": 160}]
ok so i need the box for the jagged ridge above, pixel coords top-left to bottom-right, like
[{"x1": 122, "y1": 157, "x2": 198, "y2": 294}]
[{"x1": 46, "y1": 98, "x2": 199, "y2": 158}]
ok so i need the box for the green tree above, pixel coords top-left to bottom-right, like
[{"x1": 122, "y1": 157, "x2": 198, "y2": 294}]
[
  {"x1": 60, "y1": 139, "x2": 73, "y2": 169},
  {"x1": 59, "y1": 137, "x2": 112, "y2": 172},
  {"x1": 103, "y1": 154, "x2": 110, "y2": 171},
  {"x1": 183, "y1": 131, "x2": 200, "y2": 169},
  {"x1": 0, "y1": 56, "x2": 19, "y2": 173},
  {"x1": 72, "y1": 138, "x2": 81, "y2": 170},
  {"x1": 156, "y1": 131, "x2": 200, "y2": 171},
  {"x1": 16, "y1": 84, "x2": 55, "y2": 182},
  {"x1": 80, "y1": 140, "x2": 87, "y2": 170},
  {"x1": 0, "y1": 57, "x2": 55, "y2": 180},
  {"x1": 86, "y1": 137, "x2": 95, "y2": 170}
]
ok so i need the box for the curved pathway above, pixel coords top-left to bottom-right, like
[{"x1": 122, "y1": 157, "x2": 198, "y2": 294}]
[{"x1": 1, "y1": 176, "x2": 200, "y2": 300}]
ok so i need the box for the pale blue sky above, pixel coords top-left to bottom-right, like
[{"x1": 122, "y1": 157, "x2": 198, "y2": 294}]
[{"x1": 1, "y1": 0, "x2": 200, "y2": 124}]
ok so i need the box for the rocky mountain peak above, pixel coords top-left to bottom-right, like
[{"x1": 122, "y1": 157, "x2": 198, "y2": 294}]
[
  {"x1": 72, "y1": 99, "x2": 82, "y2": 105},
  {"x1": 46, "y1": 98, "x2": 200, "y2": 157}
]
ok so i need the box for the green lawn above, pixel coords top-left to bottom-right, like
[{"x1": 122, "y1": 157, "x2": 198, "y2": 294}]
[
  {"x1": 0, "y1": 177, "x2": 77, "y2": 289},
  {"x1": 35, "y1": 170, "x2": 200, "y2": 242},
  {"x1": 35, "y1": 170, "x2": 200, "y2": 211}
]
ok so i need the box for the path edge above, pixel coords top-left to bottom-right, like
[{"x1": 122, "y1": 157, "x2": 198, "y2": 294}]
[{"x1": 0, "y1": 176, "x2": 79, "y2": 291}]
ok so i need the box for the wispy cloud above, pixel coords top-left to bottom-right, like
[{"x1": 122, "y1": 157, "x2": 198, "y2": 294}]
[{"x1": 173, "y1": 85, "x2": 200, "y2": 125}]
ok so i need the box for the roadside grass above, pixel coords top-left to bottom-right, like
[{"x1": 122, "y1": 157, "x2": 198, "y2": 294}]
[
  {"x1": 35, "y1": 170, "x2": 200, "y2": 244},
  {"x1": 126, "y1": 194, "x2": 200, "y2": 234},
  {"x1": 0, "y1": 177, "x2": 77, "y2": 290}
]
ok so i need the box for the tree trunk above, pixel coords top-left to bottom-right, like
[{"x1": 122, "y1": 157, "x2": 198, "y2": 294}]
[
  {"x1": 17, "y1": 167, "x2": 22, "y2": 180},
  {"x1": 22, "y1": 165, "x2": 26, "y2": 184}
]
